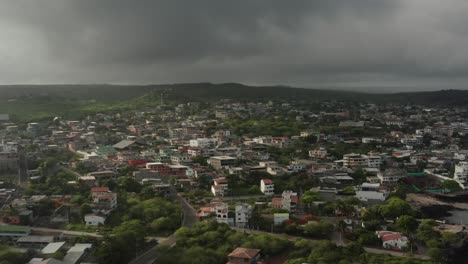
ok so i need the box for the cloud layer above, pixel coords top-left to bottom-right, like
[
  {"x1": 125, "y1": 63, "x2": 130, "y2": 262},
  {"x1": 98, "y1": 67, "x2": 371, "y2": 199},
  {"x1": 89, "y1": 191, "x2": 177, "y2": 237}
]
[{"x1": 0, "y1": 0, "x2": 468, "y2": 91}]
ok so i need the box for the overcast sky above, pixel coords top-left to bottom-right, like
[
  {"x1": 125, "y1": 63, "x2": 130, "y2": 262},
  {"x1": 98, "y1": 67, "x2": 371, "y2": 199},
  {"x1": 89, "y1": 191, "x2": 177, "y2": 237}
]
[{"x1": 1, "y1": 1, "x2": 468, "y2": 91}]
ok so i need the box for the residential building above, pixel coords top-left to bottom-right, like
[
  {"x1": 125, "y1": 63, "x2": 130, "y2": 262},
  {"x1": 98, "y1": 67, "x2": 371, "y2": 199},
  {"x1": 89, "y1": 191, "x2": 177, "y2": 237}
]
[
  {"x1": 87, "y1": 170, "x2": 116, "y2": 181},
  {"x1": 342, "y1": 153, "x2": 381, "y2": 169},
  {"x1": 376, "y1": 231, "x2": 409, "y2": 250},
  {"x1": 227, "y1": 247, "x2": 261, "y2": 264},
  {"x1": 309, "y1": 147, "x2": 328, "y2": 159},
  {"x1": 272, "y1": 190, "x2": 298, "y2": 212},
  {"x1": 90, "y1": 187, "x2": 117, "y2": 215},
  {"x1": 454, "y1": 162, "x2": 468, "y2": 190},
  {"x1": 377, "y1": 169, "x2": 405, "y2": 186},
  {"x1": 215, "y1": 203, "x2": 229, "y2": 224},
  {"x1": 319, "y1": 174, "x2": 354, "y2": 187},
  {"x1": 211, "y1": 177, "x2": 228, "y2": 196},
  {"x1": 209, "y1": 156, "x2": 236, "y2": 170},
  {"x1": 146, "y1": 162, "x2": 188, "y2": 176},
  {"x1": 355, "y1": 183, "x2": 387, "y2": 203},
  {"x1": 235, "y1": 204, "x2": 252, "y2": 228},
  {"x1": 84, "y1": 213, "x2": 106, "y2": 226},
  {"x1": 266, "y1": 166, "x2": 285, "y2": 176},
  {"x1": 189, "y1": 138, "x2": 217, "y2": 148},
  {"x1": 260, "y1": 179, "x2": 274, "y2": 195}
]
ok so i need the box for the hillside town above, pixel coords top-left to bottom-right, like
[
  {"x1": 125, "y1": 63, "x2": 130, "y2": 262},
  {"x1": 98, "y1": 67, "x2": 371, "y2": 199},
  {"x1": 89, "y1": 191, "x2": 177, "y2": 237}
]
[{"x1": 1, "y1": 98, "x2": 468, "y2": 264}]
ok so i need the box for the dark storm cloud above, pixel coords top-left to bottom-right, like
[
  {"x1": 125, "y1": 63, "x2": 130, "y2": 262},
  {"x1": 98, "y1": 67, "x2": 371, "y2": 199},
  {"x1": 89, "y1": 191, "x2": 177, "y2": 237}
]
[{"x1": 0, "y1": 0, "x2": 468, "y2": 90}]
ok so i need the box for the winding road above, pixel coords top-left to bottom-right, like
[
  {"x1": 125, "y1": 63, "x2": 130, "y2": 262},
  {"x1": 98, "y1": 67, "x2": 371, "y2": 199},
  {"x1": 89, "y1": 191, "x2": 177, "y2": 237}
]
[{"x1": 128, "y1": 188, "x2": 198, "y2": 264}]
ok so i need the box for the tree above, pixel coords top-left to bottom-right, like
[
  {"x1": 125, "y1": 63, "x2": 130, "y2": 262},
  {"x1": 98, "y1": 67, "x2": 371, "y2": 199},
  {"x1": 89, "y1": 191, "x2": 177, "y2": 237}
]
[
  {"x1": 428, "y1": 247, "x2": 444, "y2": 263},
  {"x1": 416, "y1": 219, "x2": 440, "y2": 244},
  {"x1": 302, "y1": 222, "x2": 334, "y2": 238},
  {"x1": 150, "y1": 217, "x2": 173, "y2": 233},
  {"x1": 80, "y1": 203, "x2": 92, "y2": 217},
  {"x1": 35, "y1": 199, "x2": 56, "y2": 217},
  {"x1": 95, "y1": 220, "x2": 146, "y2": 264},
  {"x1": 191, "y1": 156, "x2": 208, "y2": 166},
  {"x1": 441, "y1": 180, "x2": 462, "y2": 193},
  {"x1": 248, "y1": 185, "x2": 262, "y2": 195},
  {"x1": 379, "y1": 198, "x2": 413, "y2": 219},
  {"x1": 396, "y1": 215, "x2": 418, "y2": 234},
  {"x1": 351, "y1": 169, "x2": 366, "y2": 184},
  {"x1": 301, "y1": 191, "x2": 321, "y2": 214},
  {"x1": 334, "y1": 197, "x2": 360, "y2": 217}
]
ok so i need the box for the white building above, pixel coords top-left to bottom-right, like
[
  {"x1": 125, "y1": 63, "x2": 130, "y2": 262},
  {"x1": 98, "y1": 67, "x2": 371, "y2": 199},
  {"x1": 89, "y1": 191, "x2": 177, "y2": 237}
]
[
  {"x1": 368, "y1": 156, "x2": 382, "y2": 168},
  {"x1": 189, "y1": 138, "x2": 217, "y2": 148},
  {"x1": 84, "y1": 214, "x2": 106, "y2": 226},
  {"x1": 362, "y1": 137, "x2": 383, "y2": 144},
  {"x1": 342, "y1": 153, "x2": 381, "y2": 169},
  {"x1": 401, "y1": 135, "x2": 423, "y2": 146},
  {"x1": 309, "y1": 147, "x2": 328, "y2": 159},
  {"x1": 281, "y1": 191, "x2": 298, "y2": 212},
  {"x1": 235, "y1": 204, "x2": 252, "y2": 228},
  {"x1": 355, "y1": 183, "x2": 387, "y2": 203},
  {"x1": 170, "y1": 154, "x2": 192, "y2": 164},
  {"x1": 260, "y1": 179, "x2": 274, "y2": 195},
  {"x1": 376, "y1": 231, "x2": 409, "y2": 250},
  {"x1": 454, "y1": 162, "x2": 468, "y2": 190},
  {"x1": 259, "y1": 161, "x2": 278, "y2": 168},
  {"x1": 377, "y1": 170, "x2": 404, "y2": 186},
  {"x1": 211, "y1": 177, "x2": 228, "y2": 196},
  {"x1": 211, "y1": 185, "x2": 225, "y2": 196},
  {"x1": 267, "y1": 166, "x2": 286, "y2": 176},
  {"x1": 287, "y1": 163, "x2": 305, "y2": 173},
  {"x1": 209, "y1": 156, "x2": 236, "y2": 170}
]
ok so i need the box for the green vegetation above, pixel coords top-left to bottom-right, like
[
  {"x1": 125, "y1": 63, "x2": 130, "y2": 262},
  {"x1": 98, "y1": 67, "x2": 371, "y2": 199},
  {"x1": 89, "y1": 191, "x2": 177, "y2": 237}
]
[
  {"x1": 0, "y1": 245, "x2": 35, "y2": 264},
  {"x1": 156, "y1": 221, "x2": 290, "y2": 264},
  {"x1": 1, "y1": 84, "x2": 468, "y2": 121},
  {"x1": 415, "y1": 219, "x2": 464, "y2": 263},
  {"x1": 286, "y1": 239, "x2": 430, "y2": 264},
  {"x1": 223, "y1": 118, "x2": 306, "y2": 137},
  {"x1": 441, "y1": 180, "x2": 463, "y2": 192}
]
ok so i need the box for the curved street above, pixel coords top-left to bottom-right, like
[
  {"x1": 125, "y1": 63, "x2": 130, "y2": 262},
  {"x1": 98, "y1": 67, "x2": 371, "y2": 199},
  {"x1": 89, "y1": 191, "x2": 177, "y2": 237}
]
[{"x1": 128, "y1": 188, "x2": 198, "y2": 264}]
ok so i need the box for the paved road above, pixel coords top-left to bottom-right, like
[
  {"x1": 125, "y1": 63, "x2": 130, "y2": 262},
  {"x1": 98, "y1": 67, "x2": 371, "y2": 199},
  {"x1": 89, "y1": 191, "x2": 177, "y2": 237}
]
[
  {"x1": 30, "y1": 226, "x2": 103, "y2": 238},
  {"x1": 128, "y1": 189, "x2": 198, "y2": 264}
]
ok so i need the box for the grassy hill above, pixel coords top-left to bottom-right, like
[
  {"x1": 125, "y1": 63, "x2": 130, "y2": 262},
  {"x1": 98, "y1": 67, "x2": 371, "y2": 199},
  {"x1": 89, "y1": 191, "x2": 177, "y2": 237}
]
[{"x1": 0, "y1": 83, "x2": 466, "y2": 121}]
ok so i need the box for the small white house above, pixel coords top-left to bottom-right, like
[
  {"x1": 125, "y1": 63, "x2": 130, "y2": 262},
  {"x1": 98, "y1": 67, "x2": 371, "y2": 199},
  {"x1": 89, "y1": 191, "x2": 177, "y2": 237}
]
[
  {"x1": 84, "y1": 214, "x2": 106, "y2": 226},
  {"x1": 260, "y1": 179, "x2": 274, "y2": 195},
  {"x1": 376, "y1": 231, "x2": 409, "y2": 250}
]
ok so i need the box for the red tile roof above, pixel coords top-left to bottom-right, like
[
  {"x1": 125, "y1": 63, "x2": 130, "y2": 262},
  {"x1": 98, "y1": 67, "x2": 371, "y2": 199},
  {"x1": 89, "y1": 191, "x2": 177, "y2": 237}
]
[
  {"x1": 214, "y1": 178, "x2": 228, "y2": 184},
  {"x1": 272, "y1": 198, "x2": 282, "y2": 206},
  {"x1": 376, "y1": 231, "x2": 407, "y2": 241},
  {"x1": 261, "y1": 179, "x2": 273, "y2": 184},
  {"x1": 228, "y1": 247, "x2": 260, "y2": 259},
  {"x1": 291, "y1": 195, "x2": 299, "y2": 203},
  {"x1": 91, "y1": 187, "x2": 110, "y2": 192},
  {"x1": 381, "y1": 233, "x2": 406, "y2": 242}
]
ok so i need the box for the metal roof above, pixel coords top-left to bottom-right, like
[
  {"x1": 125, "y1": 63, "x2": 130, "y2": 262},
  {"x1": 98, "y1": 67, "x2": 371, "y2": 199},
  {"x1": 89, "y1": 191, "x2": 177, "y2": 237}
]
[{"x1": 42, "y1": 242, "x2": 66, "y2": 254}]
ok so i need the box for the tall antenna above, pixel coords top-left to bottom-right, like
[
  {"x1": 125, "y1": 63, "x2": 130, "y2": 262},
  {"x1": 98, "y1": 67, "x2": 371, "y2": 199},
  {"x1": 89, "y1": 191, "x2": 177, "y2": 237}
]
[{"x1": 160, "y1": 92, "x2": 163, "y2": 105}]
